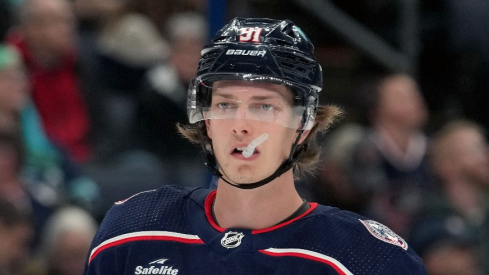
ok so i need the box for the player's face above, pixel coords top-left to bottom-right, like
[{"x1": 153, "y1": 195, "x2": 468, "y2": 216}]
[{"x1": 206, "y1": 81, "x2": 303, "y2": 184}]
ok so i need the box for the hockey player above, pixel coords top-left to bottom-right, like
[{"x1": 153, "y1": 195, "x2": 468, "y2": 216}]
[{"x1": 84, "y1": 18, "x2": 426, "y2": 274}]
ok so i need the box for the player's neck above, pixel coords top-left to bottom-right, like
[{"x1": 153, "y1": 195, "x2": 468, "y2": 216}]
[{"x1": 213, "y1": 172, "x2": 304, "y2": 230}]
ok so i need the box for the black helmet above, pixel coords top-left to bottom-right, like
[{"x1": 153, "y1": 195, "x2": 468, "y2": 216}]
[
  {"x1": 188, "y1": 17, "x2": 322, "y2": 189},
  {"x1": 188, "y1": 17, "x2": 322, "y2": 131}
]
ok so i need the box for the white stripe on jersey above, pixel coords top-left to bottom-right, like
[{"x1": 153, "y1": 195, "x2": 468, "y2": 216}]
[
  {"x1": 89, "y1": 231, "x2": 203, "y2": 263},
  {"x1": 260, "y1": 248, "x2": 353, "y2": 275}
]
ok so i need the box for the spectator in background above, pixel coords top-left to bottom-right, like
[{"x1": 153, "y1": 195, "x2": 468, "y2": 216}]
[
  {"x1": 90, "y1": 0, "x2": 175, "y2": 160},
  {"x1": 95, "y1": 0, "x2": 171, "y2": 92},
  {"x1": 71, "y1": 0, "x2": 122, "y2": 146},
  {"x1": 83, "y1": 11, "x2": 210, "y2": 214},
  {"x1": 0, "y1": 130, "x2": 59, "y2": 251},
  {"x1": 72, "y1": 0, "x2": 121, "y2": 37},
  {"x1": 83, "y1": 10, "x2": 209, "y2": 211},
  {"x1": 166, "y1": 11, "x2": 208, "y2": 90},
  {"x1": 429, "y1": 120, "x2": 489, "y2": 233},
  {"x1": 0, "y1": 41, "x2": 99, "y2": 214},
  {"x1": 81, "y1": 0, "x2": 207, "y2": 213},
  {"x1": 409, "y1": 216, "x2": 482, "y2": 275},
  {"x1": 136, "y1": 11, "x2": 208, "y2": 164},
  {"x1": 25, "y1": 206, "x2": 98, "y2": 275},
  {"x1": 314, "y1": 123, "x2": 366, "y2": 212},
  {"x1": 349, "y1": 73, "x2": 434, "y2": 236},
  {"x1": 0, "y1": 199, "x2": 33, "y2": 275},
  {"x1": 0, "y1": 44, "x2": 99, "y2": 232},
  {"x1": 414, "y1": 119, "x2": 489, "y2": 274},
  {"x1": 0, "y1": 44, "x2": 64, "y2": 226},
  {"x1": 7, "y1": 0, "x2": 93, "y2": 164},
  {"x1": 0, "y1": 44, "x2": 28, "y2": 135}
]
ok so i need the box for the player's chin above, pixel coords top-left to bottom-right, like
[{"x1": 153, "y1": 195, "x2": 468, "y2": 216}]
[{"x1": 227, "y1": 168, "x2": 264, "y2": 184}]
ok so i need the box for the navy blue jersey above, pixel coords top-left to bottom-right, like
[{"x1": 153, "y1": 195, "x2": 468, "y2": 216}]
[{"x1": 85, "y1": 186, "x2": 426, "y2": 274}]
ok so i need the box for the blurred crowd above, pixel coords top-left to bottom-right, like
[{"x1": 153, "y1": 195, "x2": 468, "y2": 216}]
[
  {"x1": 312, "y1": 74, "x2": 489, "y2": 275},
  {"x1": 0, "y1": 0, "x2": 488, "y2": 275}
]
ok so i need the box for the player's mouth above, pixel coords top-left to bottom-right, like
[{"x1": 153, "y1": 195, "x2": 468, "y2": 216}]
[
  {"x1": 234, "y1": 147, "x2": 256, "y2": 154},
  {"x1": 231, "y1": 146, "x2": 259, "y2": 158}
]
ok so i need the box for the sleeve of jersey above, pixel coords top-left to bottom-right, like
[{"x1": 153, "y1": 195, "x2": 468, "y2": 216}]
[
  {"x1": 83, "y1": 206, "x2": 123, "y2": 275},
  {"x1": 83, "y1": 244, "x2": 120, "y2": 274},
  {"x1": 83, "y1": 186, "x2": 193, "y2": 274},
  {"x1": 380, "y1": 250, "x2": 427, "y2": 275},
  {"x1": 83, "y1": 188, "x2": 172, "y2": 274}
]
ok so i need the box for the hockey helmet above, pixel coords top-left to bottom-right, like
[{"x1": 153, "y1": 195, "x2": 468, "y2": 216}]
[{"x1": 187, "y1": 17, "x2": 322, "y2": 131}]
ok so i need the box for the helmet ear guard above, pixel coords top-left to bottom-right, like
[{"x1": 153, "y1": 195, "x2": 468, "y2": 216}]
[{"x1": 187, "y1": 17, "x2": 323, "y2": 189}]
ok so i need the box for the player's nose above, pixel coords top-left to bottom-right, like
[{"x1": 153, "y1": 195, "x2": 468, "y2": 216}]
[{"x1": 232, "y1": 116, "x2": 253, "y2": 135}]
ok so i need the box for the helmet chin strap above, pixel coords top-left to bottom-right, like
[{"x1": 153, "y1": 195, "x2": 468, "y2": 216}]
[{"x1": 199, "y1": 126, "x2": 307, "y2": 189}]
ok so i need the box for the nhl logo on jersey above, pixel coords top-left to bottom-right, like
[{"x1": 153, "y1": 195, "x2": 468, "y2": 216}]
[
  {"x1": 360, "y1": 220, "x2": 408, "y2": 250},
  {"x1": 221, "y1": 231, "x2": 245, "y2": 249}
]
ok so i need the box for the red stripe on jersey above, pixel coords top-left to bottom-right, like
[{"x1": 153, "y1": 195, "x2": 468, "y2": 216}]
[
  {"x1": 204, "y1": 190, "x2": 225, "y2": 232},
  {"x1": 252, "y1": 203, "x2": 318, "y2": 234},
  {"x1": 204, "y1": 190, "x2": 318, "y2": 233},
  {"x1": 259, "y1": 248, "x2": 353, "y2": 275},
  {"x1": 89, "y1": 231, "x2": 204, "y2": 264}
]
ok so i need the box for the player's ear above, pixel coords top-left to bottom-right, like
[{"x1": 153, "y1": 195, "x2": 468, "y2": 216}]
[
  {"x1": 297, "y1": 128, "x2": 312, "y2": 144},
  {"x1": 205, "y1": 120, "x2": 212, "y2": 139}
]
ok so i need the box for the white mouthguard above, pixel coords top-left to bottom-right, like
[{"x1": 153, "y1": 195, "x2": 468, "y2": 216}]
[{"x1": 240, "y1": 133, "x2": 269, "y2": 158}]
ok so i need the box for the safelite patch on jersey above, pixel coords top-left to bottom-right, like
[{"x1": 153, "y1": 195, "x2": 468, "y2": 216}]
[{"x1": 360, "y1": 220, "x2": 408, "y2": 250}]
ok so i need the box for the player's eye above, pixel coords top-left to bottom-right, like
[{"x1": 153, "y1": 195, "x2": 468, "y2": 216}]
[
  {"x1": 261, "y1": 104, "x2": 274, "y2": 111},
  {"x1": 217, "y1": 102, "x2": 231, "y2": 109}
]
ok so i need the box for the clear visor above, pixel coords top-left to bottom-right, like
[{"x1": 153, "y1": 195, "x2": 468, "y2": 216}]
[{"x1": 189, "y1": 78, "x2": 311, "y2": 130}]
